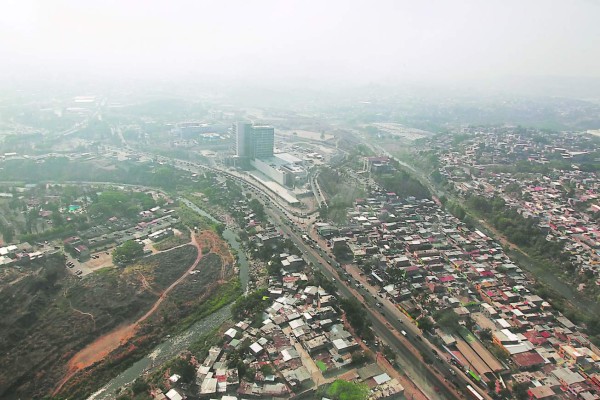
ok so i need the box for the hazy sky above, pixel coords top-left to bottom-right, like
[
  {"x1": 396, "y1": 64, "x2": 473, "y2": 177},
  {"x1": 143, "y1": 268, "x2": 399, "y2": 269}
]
[{"x1": 1, "y1": 0, "x2": 599, "y2": 85}]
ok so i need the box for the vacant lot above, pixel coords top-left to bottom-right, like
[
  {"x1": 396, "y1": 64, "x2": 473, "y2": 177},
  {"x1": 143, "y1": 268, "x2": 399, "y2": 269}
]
[
  {"x1": 0, "y1": 245, "x2": 198, "y2": 400},
  {"x1": 55, "y1": 232, "x2": 238, "y2": 400}
]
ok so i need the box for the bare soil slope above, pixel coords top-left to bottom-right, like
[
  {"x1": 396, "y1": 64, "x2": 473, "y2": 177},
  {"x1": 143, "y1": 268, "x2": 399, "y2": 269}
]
[{"x1": 0, "y1": 245, "x2": 197, "y2": 399}]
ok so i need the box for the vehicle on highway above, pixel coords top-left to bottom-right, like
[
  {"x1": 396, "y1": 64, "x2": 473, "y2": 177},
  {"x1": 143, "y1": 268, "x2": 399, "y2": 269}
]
[{"x1": 401, "y1": 330, "x2": 408, "y2": 336}]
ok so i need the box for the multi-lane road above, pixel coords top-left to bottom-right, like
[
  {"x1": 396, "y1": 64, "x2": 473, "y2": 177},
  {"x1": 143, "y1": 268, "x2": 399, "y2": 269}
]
[
  {"x1": 236, "y1": 174, "x2": 492, "y2": 400},
  {"x1": 103, "y1": 146, "x2": 490, "y2": 400},
  {"x1": 263, "y1": 205, "x2": 464, "y2": 400}
]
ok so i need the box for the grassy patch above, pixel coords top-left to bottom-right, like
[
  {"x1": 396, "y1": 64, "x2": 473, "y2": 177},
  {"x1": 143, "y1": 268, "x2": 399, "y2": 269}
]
[
  {"x1": 94, "y1": 266, "x2": 116, "y2": 276},
  {"x1": 153, "y1": 234, "x2": 190, "y2": 251},
  {"x1": 176, "y1": 279, "x2": 242, "y2": 333},
  {"x1": 316, "y1": 360, "x2": 327, "y2": 372},
  {"x1": 175, "y1": 204, "x2": 212, "y2": 230}
]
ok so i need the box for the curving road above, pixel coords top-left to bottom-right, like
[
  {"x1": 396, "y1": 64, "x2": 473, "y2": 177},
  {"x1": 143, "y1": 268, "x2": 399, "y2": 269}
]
[
  {"x1": 96, "y1": 144, "x2": 489, "y2": 399},
  {"x1": 53, "y1": 234, "x2": 203, "y2": 396}
]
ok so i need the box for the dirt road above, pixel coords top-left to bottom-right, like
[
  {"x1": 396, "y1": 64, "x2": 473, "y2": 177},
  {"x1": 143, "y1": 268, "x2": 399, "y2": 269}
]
[{"x1": 53, "y1": 231, "x2": 204, "y2": 395}]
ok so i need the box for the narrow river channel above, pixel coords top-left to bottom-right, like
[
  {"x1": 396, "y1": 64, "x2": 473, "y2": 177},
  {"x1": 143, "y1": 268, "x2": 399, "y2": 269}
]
[{"x1": 88, "y1": 201, "x2": 247, "y2": 399}]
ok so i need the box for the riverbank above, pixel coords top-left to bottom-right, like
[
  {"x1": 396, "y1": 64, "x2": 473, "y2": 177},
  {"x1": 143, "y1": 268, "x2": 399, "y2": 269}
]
[{"x1": 85, "y1": 201, "x2": 251, "y2": 400}]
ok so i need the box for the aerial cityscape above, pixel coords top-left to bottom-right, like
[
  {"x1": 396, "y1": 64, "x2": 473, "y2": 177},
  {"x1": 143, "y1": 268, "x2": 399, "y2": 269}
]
[{"x1": 0, "y1": 1, "x2": 599, "y2": 400}]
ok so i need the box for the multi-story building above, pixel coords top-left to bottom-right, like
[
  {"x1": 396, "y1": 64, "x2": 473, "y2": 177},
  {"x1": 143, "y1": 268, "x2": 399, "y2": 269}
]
[
  {"x1": 233, "y1": 122, "x2": 252, "y2": 158},
  {"x1": 251, "y1": 125, "x2": 275, "y2": 159},
  {"x1": 233, "y1": 122, "x2": 274, "y2": 159}
]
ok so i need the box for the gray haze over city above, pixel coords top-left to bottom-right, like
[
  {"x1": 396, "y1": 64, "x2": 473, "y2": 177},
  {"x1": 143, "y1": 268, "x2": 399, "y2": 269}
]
[
  {"x1": 3, "y1": 2, "x2": 600, "y2": 400},
  {"x1": 2, "y1": 0, "x2": 600, "y2": 96}
]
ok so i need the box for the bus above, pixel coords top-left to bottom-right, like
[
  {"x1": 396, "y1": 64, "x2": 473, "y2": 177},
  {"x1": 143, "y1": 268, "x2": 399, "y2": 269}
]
[{"x1": 466, "y1": 385, "x2": 484, "y2": 400}]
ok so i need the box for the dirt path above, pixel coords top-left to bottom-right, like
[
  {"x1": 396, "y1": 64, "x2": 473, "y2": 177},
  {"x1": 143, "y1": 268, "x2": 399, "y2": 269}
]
[
  {"x1": 137, "y1": 271, "x2": 161, "y2": 297},
  {"x1": 53, "y1": 231, "x2": 203, "y2": 396},
  {"x1": 154, "y1": 241, "x2": 193, "y2": 254}
]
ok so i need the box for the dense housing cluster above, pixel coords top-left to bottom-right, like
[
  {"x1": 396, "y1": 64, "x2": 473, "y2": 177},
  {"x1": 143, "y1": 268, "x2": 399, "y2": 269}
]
[
  {"x1": 435, "y1": 128, "x2": 600, "y2": 284},
  {"x1": 160, "y1": 274, "x2": 404, "y2": 400},
  {"x1": 316, "y1": 189, "x2": 600, "y2": 399}
]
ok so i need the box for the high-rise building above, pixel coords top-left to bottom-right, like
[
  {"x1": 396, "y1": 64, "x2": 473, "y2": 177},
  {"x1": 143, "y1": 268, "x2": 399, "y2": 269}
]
[
  {"x1": 251, "y1": 125, "x2": 274, "y2": 159},
  {"x1": 233, "y1": 122, "x2": 252, "y2": 157},
  {"x1": 233, "y1": 123, "x2": 274, "y2": 159}
]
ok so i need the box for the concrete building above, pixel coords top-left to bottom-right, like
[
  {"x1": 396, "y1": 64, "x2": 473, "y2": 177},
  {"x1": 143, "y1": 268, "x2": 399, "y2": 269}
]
[
  {"x1": 233, "y1": 122, "x2": 251, "y2": 158},
  {"x1": 233, "y1": 122, "x2": 274, "y2": 159},
  {"x1": 251, "y1": 125, "x2": 274, "y2": 159},
  {"x1": 251, "y1": 153, "x2": 307, "y2": 188}
]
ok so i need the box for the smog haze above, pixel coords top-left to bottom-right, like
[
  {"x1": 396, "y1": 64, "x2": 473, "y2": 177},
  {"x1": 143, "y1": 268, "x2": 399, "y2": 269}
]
[{"x1": 2, "y1": 0, "x2": 600, "y2": 94}]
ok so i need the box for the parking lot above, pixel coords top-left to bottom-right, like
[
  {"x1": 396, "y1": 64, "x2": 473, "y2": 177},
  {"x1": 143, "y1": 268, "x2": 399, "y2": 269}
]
[{"x1": 66, "y1": 250, "x2": 114, "y2": 277}]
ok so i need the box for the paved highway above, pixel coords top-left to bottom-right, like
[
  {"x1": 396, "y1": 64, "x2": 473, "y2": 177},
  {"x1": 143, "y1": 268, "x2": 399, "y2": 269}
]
[
  {"x1": 263, "y1": 203, "x2": 463, "y2": 400},
  {"x1": 102, "y1": 145, "x2": 489, "y2": 400}
]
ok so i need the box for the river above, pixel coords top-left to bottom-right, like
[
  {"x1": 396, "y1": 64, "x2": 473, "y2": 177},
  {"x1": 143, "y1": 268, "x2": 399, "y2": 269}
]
[
  {"x1": 179, "y1": 198, "x2": 250, "y2": 291},
  {"x1": 88, "y1": 201, "x2": 248, "y2": 399}
]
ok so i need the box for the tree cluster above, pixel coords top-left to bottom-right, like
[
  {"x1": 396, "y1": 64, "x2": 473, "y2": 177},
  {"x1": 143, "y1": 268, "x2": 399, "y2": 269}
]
[
  {"x1": 340, "y1": 298, "x2": 374, "y2": 341},
  {"x1": 112, "y1": 240, "x2": 144, "y2": 265},
  {"x1": 231, "y1": 289, "x2": 269, "y2": 326},
  {"x1": 465, "y1": 194, "x2": 565, "y2": 259}
]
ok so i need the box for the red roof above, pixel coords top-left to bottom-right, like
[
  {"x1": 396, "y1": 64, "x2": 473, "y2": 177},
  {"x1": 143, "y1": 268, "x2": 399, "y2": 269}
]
[
  {"x1": 512, "y1": 351, "x2": 545, "y2": 368},
  {"x1": 523, "y1": 330, "x2": 548, "y2": 345},
  {"x1": 439, "y1": 276, "x2": 455, "y2": 283}
]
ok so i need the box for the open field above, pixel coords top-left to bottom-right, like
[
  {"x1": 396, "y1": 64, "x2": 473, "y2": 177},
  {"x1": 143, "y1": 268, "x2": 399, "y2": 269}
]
[
  {"x1": 0, "y1": 242, "x2": 209, "y2": 399},
  {"x1": 53, "y1": 230, "x2": 238, "y2": 399}
]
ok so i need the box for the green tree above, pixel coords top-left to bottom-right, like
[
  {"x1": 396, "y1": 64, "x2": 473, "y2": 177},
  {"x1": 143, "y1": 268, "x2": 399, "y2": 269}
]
[
  {"x1": 479, "y1": 328, "x2": 492, "y2": 341},
  {"x1": 340, "y1": 298, "x2": 373, "y2": 340},
  {"x1": 416, "y1": 316, "x2": 434, "y2": 332},
  {"x1": 153, "y1": 166, "x2": 177, "y2": 190},
  {"x1": 231, "y1": 288, "x2": 269, "y2": 324},
  {"x1": 112, "y1": 240, "x2": 144, "y2": 265},
  {"x1": 248, "y1": 198, "x2": 265, "y2": 219},
  {"x1": 131, "y1": 378, "x2": 150, "y2": 395},
  {"x1": 170, "y1": 358, "x2": 196, "y2": 383},
  {"x1": 434, "y1": 309, "x2": 460, "y2": 331}
]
